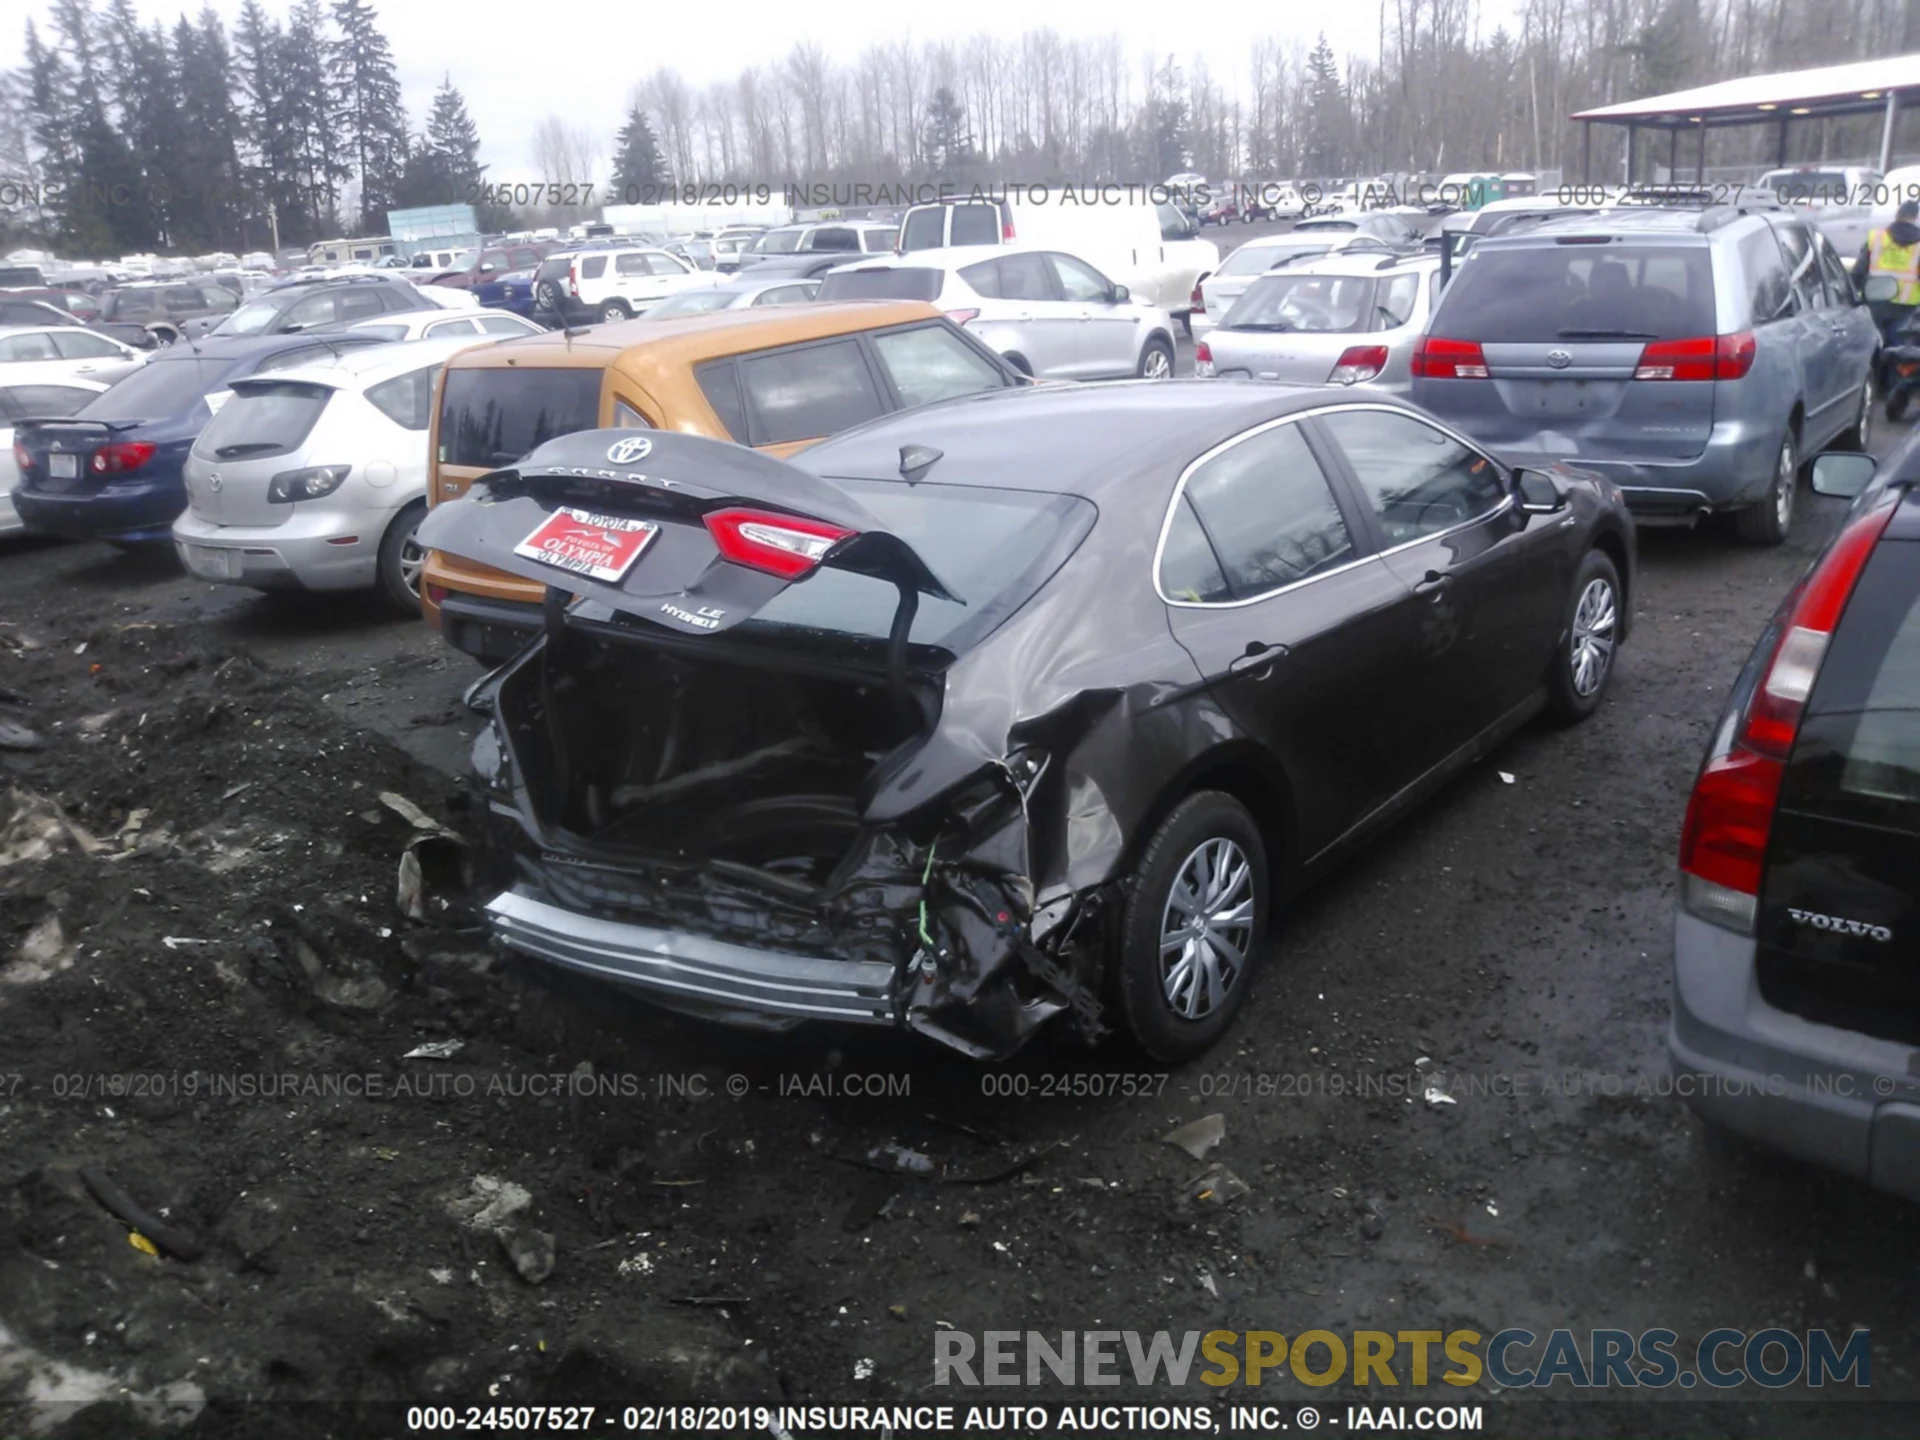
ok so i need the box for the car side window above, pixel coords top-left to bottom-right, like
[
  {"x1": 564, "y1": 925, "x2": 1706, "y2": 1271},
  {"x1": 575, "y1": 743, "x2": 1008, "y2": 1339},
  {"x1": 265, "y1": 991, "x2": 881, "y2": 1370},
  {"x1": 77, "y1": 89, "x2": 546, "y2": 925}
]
[
  {"x1": 738, "y1": 338, "x2": 885, "y2": 446},
  {"x1": 579, "y1": 256, "x2": 608, "y2": 280},
  {"x1": 615, "y1": 253, "x2": 647, "y2": 276},
  {"x1": 652, "y1": 253, "x2": 692, "y2": 275},
  {"x1": 694, "y1": 359, "x2": 748, "y2": 441},
  {"x1": 1815, "y1": 235, "x2": 1858, "y2": 306},
  {"x1": 1159, "y1": 499, "x2": 1233, "y2": 603},
  {"x1": 1773, "y1": 222, "x2": 1824, "y2": 310},
  {"x1": 365, "y1": 363, "x2": 443, "y2": 430},
  {"x1": 1156, "y1": 202, "x2": 1191, "y2": 241},
  {"x1": 612, "y1": 398, "x2": 652, "y2": 427},
  {"x1": 335, "y1": 290, "x2": 386, "y2": 322},
  {"x1": 1739, "y1": 228, "x2": 1794, "y2": 323},
  {"x1": 1162, "y1": 421, "x2": 1356, "y2": 602},
  {"x1": 426, "y1": 318, "x2": 479, "y2": 337},
  {"x1": 997, "y1": 253, "x2": 1057, "y2": 302},
  {"x1": 1377, "y1": 272, "x2": 1420, "y2": 328},
  {"x1": 50, "y1": 329, "x2": 120, "y2": 358},
  {"x1": 958, "y1": 259, "x2": 1003, "y2": 298},
  {"x1": 0, "y1": 332, "x2": 59, "y2": 360},
  {"x1": 949, "y1": 204, "x2": 1000, "y2": 247},
  {"x1": 752, "y1": 285, "x2": 807, "y2": 306},
  {"x1": 198, "y1": 285, "x2": 237, "y2": 311},
  {"x1": 871, "y1": 324, "x2": 1007, "y2": 408},
  {"x1": 284, "y1": 292, "x2": 335, "y2": 330},
  {"x1": 809, "y1": 227, "x2": 858, "y2": 252},
  {"x1": 1049, "y1": 253, "x2": 1113, "y2": 302},
  {"x1": 1320, "y1": 408, "x2": 1508, "y2": 545},
  {"x1": 478, "y1": 314, "x2": 534, "y2": 333}
]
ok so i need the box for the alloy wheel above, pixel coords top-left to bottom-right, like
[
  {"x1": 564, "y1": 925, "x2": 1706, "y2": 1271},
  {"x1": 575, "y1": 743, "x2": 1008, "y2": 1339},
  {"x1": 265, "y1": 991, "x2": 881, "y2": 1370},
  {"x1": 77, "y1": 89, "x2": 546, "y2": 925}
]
[
  {"x1": 399, "y1": 535, "x2": 426, "y2": 598},
  {"x1": 1774, "y1": 436, "x2": 1796, "y2": 533},
  {"x1": 1159, "y1": 837, "x2": 1255, "y2": 1019},
  {"x1": 1142, "y1": 346, "x2": 1172, "y2": 380},
  {"x1": 1570, "y1": 576, "x2": 1616, "y2": 698}
]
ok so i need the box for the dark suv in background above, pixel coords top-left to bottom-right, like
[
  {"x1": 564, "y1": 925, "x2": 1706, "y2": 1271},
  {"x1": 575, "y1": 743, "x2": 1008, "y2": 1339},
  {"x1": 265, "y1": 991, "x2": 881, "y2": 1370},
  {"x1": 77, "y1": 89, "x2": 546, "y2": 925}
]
[
  {"x1": 199, "y1": 275, "x2": 436, "y2": 339},
  {"x1": 101, "y1": 279, "x2": 243, "y2": 343},
  {"x1": 1672, "y1": 434, "x2": 1920, "y2": 1201},
  {"x1": 1411, "y1": 203, "x2": 1879, "y2": 545}
]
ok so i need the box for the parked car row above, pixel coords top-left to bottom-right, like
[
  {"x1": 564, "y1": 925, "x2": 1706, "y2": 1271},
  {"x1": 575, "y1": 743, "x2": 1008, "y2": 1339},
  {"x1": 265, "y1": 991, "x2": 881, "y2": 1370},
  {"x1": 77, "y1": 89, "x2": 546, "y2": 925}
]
[{"x1": 1192, "y1": 195, "x2": 1881, "y2": 548}]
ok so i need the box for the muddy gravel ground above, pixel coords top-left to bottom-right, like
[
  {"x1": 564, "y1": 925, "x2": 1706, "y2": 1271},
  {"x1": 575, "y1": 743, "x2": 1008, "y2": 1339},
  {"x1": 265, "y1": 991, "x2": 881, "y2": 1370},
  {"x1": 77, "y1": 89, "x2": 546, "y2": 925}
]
[{"x1": 4, "y1": 459, "x2": 1920, "y2": 1440}]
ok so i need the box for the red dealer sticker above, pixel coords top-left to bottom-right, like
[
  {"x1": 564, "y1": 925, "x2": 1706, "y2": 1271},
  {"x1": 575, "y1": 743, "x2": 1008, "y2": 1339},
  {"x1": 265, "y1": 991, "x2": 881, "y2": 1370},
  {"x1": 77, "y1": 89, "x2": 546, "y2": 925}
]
[{"x1": 512, "y1": 507, "x2": 659, "y2": 582}]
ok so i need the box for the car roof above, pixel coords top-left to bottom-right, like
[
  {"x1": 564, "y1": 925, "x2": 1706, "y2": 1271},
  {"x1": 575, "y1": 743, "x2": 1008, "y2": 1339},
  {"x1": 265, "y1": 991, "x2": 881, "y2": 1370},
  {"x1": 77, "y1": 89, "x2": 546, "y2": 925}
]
[
  {"x1": 144, "y1": 332, "x2": 384, "y2": 365},
  {"x1": 831, "y1": 245, "x2": 1033, "y2": 271},
  {"x1": 231, "y1": 334, "x2": 495, "y2": 390},
  {"x1": 0, "y1": 323, "x2": 70, "y2": 337},
  {"x1": 441, "y1": 300, "x2": 941, "y2": 372},
  {"x1": 1476, "y1": 208, "x2": 1735, "y2": 244},
  {"x1": 797, "y1": 379, "x2": 1387, "y2": 498}
]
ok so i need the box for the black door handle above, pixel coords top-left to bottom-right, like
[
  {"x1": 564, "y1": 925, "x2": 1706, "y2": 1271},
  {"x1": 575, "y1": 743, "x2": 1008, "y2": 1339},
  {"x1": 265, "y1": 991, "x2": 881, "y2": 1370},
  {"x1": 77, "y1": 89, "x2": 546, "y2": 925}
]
[
  {"x1": 1414, "y1": 570, "x2": 1451, "y2": 601},
  {"x1": 1229, "y1": 640, "x2": 1289, "y2": 678}
]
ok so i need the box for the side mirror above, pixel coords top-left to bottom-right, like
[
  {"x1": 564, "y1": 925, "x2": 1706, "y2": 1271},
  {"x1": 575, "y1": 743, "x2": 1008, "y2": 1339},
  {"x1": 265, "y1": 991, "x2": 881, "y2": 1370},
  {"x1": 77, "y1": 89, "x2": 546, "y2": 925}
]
[
  {"x1": 1515, "y1": 468, "x2": 1567, "y2": 514},
  {"x1": 1111, "y1": 283, "x2": 1131, "y2": 304},
  {"x1": 1809, "y1": 451, "x2": 1878, "y2": 499},
  {"x1": 1863, "y1": 274, "x2": 1900, "y2": 303}
]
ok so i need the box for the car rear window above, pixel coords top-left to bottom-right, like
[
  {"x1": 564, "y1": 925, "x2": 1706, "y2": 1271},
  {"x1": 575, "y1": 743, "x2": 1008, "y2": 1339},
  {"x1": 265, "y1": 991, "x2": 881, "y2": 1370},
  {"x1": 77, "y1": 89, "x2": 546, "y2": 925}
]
[
  {"x1": 950, "y1": 204, "x2": 1001, "y2": 247},
  {"x1": 438, "y1": 366, "x2": 603, "y2": 468},
  {"x1": 815, "y1": 268, "x2": 943, "y2": 302},
  {"x1": 78, "y1": 356, "x2": 230, "y2": 420},
  {"x1": 1217, "y1": 241, "x2": 1331, "y2": 277},
  {"x1": 1223, "y1": 273, "x2": 1384, "y2": 333},
  {"x1": 194, "y1": 381, "x2": 332, "y2": 459},
  {"x1": 743, "y1": 479, "x2": 1097, "y2": 653},
  {"x1": 1432, "y1": 242, "x2": 1715, "y2": 343},
  {"x1": 899, "y1": 208, "x2": 947, "y2": 252}
]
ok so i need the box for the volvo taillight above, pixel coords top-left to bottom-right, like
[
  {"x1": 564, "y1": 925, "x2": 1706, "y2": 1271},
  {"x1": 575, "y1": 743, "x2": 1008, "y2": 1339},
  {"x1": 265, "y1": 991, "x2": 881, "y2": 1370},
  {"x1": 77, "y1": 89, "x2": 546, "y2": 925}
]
[{"x1": 1678, "y1": 498, "x2": 1897, "y2": 931}]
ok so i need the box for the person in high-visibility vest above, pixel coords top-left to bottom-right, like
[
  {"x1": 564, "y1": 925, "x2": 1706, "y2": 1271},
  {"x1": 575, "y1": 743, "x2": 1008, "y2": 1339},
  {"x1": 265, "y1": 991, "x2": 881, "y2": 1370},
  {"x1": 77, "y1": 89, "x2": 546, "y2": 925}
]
[{"x1": 1855, "y1": 199, "x2": 1920, "y2": 343}]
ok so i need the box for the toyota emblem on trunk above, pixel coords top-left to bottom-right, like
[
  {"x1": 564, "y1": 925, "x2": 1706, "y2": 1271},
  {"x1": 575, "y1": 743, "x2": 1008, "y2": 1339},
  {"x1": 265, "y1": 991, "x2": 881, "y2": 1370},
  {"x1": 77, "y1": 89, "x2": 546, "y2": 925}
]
[
  {"x1": 606, "y1": 437, "x2": 652, "y2": 464},
  {"x1": 1546, "y1": 349, "x2": 1573, "y2": 369}
]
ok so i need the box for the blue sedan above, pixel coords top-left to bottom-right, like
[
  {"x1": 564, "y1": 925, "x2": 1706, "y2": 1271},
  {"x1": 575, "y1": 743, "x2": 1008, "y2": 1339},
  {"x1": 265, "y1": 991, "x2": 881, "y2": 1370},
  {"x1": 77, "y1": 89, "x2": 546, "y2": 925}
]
[
  {"x1": 11, "y1": 332, "x2": 388, "y2": 545},
  {"x1": 475, "y1": 268, "x2": 538, "y2": 320}
]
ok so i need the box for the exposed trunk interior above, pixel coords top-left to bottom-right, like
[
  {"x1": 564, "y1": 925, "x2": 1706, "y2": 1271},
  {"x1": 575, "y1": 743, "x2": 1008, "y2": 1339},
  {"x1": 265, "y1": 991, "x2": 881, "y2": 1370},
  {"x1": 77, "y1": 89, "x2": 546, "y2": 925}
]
[{"x1": 496, "y1": 634, "x2": 936, "y2": 895}]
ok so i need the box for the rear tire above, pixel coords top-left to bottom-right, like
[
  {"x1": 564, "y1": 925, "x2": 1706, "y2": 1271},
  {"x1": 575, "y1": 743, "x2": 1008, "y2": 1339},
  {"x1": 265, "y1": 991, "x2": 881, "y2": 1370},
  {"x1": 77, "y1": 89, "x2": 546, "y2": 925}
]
[
  {"x1": 1114, "y1": 792, "x2": 1269, "y2": 1063},
  {"x1": 1545, "y1": 549, "x2": 1621, "y2": 725},
  {"x1": 1734, "y1": 431, "x2": 1796, "y2": 546},
  {"x1": 1137, "y1": 337, "x2": 1174, "y2": 380},
  {"x1": 377, "y1": 502, "x2": 427, "y2": 616},
  {"x1": 600, "y1": 299, "x2": 632, "y2": 323}
]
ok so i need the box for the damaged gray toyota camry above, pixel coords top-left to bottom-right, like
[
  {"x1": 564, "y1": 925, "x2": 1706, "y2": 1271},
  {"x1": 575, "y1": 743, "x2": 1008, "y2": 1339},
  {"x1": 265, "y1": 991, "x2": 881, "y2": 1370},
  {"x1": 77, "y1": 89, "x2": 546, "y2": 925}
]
[{"x1": 418, "y1": 380, "x2": 1634, "y2": 1061}]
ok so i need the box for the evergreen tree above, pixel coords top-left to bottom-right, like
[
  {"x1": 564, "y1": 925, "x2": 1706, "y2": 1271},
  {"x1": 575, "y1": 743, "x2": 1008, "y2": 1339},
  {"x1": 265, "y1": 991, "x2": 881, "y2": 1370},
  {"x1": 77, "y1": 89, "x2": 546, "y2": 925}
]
[
  {"x1": 328, "y1": 0, "x2": 407, "y2": 232},
  {"x1": 170, "y1": 8, "x2": 245, "y2": 249},
  {"x1": 922, "y1": 87, "x2": 973, "y2": 179},
  {"x1": 1136, "y1": 56, "x2": 1188, "y2": 179},
  {"x1": 611, "y1": 106, "x2": 667, "y2": 195},
  {"x1": 282, "y1": 0, "x2": 345, "y2": 239},
  {"x1": 1302, "y1": 34, "x2": 1348, "y2": 177},
  {"x1": 235, "y1": 0, "x2": 301, "y2": 250}
]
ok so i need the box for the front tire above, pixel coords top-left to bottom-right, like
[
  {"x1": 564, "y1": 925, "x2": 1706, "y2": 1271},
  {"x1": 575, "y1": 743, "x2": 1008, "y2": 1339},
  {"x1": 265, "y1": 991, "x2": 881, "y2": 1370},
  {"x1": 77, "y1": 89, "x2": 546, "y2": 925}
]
[
  {"x1": 1137, "y1": 336, "x2": 1174, "y2": 380},
  {"x1": 1545, "y1": 548, "x2": 1621, "y2": 725},
  {"x1": 1734, "y1": 431, "x2": 1796, "y2": 546},
  {"x1": 377, "y1": 503, "x2": 427, "y2": 615},
  {"x1": 600, "y1": 299, "x2": 632, "y2": 323},
  {"x1": 1114, "y1": 792, "x2": 1269, "y2": 1063}
]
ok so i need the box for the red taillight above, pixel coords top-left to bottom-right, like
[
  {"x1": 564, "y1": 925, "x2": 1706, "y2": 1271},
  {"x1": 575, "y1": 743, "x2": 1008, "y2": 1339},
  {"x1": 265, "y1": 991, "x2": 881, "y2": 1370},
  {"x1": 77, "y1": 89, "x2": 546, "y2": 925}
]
[
  {"x1": 567, "y1": 265, "x2": 579, "y2": 297},
  {"x1": 89, "y1": 441, "x2": 156, "y2": 475},
  {"x1": 944, "y1": 308, "x2": 980, "y2": 326},
  {"x1": 704, "y1": 507, "x2": 853, "y2": 580},
  {"x1": 1411, "y1": 335, "x2": 1488, "y2": 378},
  {"x1": 1001, "y1": 218, "x2": 1015, "y2": 241},
  {"x1": 12, "y1": 442, "x2": 30, "y2": 473},
  {"x1": 1330, "y1": 345, "x2": 1390, "y2": 385},
  {"x1": 1195, "y1": 341, "x2": 1213, "y2": 365},
  {"x1": 1678, "y1": 498, "x2": 1897, "y2": 926},
  {"x1": 1633, "y1": 331, "x2": 1755, "y2": 381},
  {"x1": 1190, "y1": 283, "x2": 1205, "y2": 313}
]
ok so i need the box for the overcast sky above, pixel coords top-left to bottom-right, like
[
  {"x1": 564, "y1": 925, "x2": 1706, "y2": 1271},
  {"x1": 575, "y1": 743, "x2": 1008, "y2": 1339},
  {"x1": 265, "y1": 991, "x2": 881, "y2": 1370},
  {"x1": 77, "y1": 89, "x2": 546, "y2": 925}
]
[{"x1": 7, "y1": 1, "x2": 1516, "y2": 176}]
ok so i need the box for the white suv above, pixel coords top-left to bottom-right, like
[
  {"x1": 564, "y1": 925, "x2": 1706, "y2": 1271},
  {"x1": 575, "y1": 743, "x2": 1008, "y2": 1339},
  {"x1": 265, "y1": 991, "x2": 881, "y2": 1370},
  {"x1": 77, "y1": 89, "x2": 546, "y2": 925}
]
[{"x1": 567, "y1": 247, "x2": 708, "y2": 324}]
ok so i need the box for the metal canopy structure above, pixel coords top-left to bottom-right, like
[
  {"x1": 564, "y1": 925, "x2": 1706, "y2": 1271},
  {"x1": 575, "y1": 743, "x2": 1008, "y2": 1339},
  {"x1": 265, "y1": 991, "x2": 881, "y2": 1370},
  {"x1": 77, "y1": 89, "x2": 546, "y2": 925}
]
[{"x1": 1571, "y1": 54, "x2": 1920, "y2": 181}]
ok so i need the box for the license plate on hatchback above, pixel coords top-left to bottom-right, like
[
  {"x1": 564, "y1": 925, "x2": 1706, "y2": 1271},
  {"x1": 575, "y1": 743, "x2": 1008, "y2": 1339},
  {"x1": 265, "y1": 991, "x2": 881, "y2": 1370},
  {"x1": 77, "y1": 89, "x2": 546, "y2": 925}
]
[
  {"x1": 49, "y1": 453, "x2": 77, "y2": 479},
  {"x1": 183, "y1": 544, "x2": 238, "y2": 580}
]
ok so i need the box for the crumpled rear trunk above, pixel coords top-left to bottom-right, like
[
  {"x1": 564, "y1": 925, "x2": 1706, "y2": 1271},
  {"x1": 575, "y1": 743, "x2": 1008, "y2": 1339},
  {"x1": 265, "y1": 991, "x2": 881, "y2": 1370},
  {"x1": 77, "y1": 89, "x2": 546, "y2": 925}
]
[{"x1": 478, "y1": 629, "x2": 1089, "y2": 1056}]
